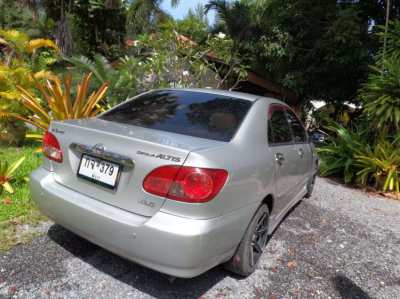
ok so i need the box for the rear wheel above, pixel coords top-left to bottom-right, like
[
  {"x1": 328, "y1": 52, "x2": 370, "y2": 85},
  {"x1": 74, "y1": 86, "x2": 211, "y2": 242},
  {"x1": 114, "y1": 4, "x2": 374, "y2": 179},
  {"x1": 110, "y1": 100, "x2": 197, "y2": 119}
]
[
  {"x1": 305, "y1": 174, "x2": 316, "y2": 198},
  {"x1": 224, "y1": 204, "x2": 269, "y2": 277}
]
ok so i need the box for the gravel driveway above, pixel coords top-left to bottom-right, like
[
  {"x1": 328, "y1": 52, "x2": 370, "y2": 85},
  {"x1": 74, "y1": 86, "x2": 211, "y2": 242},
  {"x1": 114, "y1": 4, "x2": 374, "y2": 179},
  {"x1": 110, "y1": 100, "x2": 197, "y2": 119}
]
[{"x1": 1, "y1": 178, "x2": 399, "y2": 299}]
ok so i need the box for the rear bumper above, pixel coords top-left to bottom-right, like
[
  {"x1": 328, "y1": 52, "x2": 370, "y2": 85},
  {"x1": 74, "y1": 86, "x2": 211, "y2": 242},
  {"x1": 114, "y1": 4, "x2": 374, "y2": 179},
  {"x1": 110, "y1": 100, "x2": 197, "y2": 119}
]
[{"x1": 30, "y1": 167, "x2": 251, "y2": 278}]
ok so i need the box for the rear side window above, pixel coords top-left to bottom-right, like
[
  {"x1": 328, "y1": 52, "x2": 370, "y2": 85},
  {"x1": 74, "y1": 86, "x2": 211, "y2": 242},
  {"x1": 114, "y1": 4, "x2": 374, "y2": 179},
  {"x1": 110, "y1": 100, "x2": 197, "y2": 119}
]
[
  {"x1": 100, "y1": 90, "x2": 252, "y2": 142},
  {"x1": 286, "y1": 109, "x2": 307, "y2": 143},
  {"x1": 268, "y1": 105, "x2": 293, "y2": 145}
]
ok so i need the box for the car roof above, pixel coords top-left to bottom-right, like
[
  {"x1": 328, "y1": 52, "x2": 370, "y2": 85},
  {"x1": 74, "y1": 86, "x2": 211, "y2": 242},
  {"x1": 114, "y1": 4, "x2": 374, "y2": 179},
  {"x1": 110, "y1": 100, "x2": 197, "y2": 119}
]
[{"x1": 152, "y1": 88, "x2": 285, "y2": 105}]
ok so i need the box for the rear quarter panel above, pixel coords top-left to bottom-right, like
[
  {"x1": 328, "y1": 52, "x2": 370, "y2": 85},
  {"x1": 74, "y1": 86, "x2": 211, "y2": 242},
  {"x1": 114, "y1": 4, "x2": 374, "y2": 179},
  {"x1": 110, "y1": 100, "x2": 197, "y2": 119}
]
[{"x1": 160, "y1": 99, "x2": 275, "y2": 220}]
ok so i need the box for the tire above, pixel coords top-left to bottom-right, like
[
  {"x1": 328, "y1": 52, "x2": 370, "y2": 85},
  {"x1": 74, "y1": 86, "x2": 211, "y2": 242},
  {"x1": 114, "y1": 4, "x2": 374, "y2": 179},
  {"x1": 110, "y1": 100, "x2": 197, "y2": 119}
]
[
  {"x1": 304, "y1": 174, "x2": 316, "y2": 198},
  {"x1": 224, "y1": 204, "x2": 269, "y2": 277}
]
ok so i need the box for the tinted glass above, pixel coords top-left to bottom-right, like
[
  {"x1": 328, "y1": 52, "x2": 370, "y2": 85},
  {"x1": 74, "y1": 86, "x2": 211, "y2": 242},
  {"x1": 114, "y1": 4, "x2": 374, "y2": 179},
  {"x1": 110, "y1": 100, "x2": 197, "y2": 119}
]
[
  {"x1": 100, "y1": 90, "x2": 252, "y2": 142},
  {"x1": 268, "y1": 106, "x2": 293, "y2": 144},
  {"x1": 286, "y1": 110, "x2": 307, "y2": 143}
]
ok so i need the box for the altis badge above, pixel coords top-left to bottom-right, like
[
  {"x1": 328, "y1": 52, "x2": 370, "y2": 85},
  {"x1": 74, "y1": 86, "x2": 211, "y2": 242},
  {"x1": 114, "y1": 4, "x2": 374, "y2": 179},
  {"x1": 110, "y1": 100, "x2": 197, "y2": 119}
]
[{"x1": 137, "y1": 150, "x2": 181, "y2": 163}]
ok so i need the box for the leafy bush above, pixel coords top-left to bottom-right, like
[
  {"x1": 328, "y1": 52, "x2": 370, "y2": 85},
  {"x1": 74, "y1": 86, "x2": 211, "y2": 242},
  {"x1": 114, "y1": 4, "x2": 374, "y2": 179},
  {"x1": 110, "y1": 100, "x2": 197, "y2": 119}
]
[
  {"x1": 65, "y1": 54, "x2": 140, "y2": 106},
  {"x1": 359, "y1": 54, "x2": 400, "y2": 131},
  {"x1": 318, "y1": 125, "x2": 400, "y2": 192},
  {"x1": 317, "y1": 124, "x2": 367, "y2": 184},
  {"x1": 0, "y1": 29, "x2": 59, "y2": 103},
  {"x1": 355, "y1": 138, "x2": 400, "y2": 192},
  {"x1": 0, "y1": 29, "x2": 59, "y2": 144}
]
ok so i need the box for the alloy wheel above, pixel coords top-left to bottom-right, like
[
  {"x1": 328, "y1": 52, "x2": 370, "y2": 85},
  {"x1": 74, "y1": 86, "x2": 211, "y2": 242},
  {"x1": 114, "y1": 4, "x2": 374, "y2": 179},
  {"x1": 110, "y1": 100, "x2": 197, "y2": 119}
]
[{"x1": 249, "y1": 211, "x2": 269, "y2": 267}]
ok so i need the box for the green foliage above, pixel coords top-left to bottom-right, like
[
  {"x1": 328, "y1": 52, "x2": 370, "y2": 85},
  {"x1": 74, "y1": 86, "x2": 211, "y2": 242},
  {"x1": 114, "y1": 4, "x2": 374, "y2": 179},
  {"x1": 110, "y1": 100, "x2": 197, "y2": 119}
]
[
  {"x1": 175, "y1": 5, "x2": 209, "y2": 43},
  {"x1": 1, "y1": 72, "x2": 109, "y2": 135},
  {"x1": 0, "y1": 29, "x2": 60, "y2": 102},
  {"x1": 65, "y1": 53, "x2": 141, "y2": 106},
  {"x1": 126, "y1": 0, "x2": 179, "y2": 37},
  {"x1": 318, "y1": 19, "x2": 400, "y2": 193},
  {"x1": 359, "y1": 20, "x2": 400, "y2": 132},
  {"x1": 318, "y1": 124, "x2": 367, "y2": 184},
  {"x1": 67, "y1": 26, "x2": 248, "y2": 106},
  {"x1": 318, "y1": 124, "x2": 400, "y2": 192},
  {"x1": 0, "y1": 29, "x2": 60, "y2": 144},
  {"x1": 205, "y1": 33, "x2": 249, "y2": 89},
  {"x1": 206, "y1": 0, "x2": 256, "y2": 43},
  {"x1": 0, "y1": 144, "x2": 43, "y2": 224},
  {"x1": 43, "y1": 0, "x2": 126, "y2": 59},
  {"x1": 205, "y1": 0, "x2": 373, "y2": 104},
  {"x1": 355, "y1": 138, "x2": 400, "y2": 192},
  {"x1": 360, "y1": 55, "x2": 400, "y2": 130}
]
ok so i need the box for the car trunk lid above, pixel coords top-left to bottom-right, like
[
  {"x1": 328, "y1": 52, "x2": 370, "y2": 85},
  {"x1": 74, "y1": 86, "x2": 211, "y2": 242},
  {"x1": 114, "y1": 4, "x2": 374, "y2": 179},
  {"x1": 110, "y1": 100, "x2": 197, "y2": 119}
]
[{"x1": 48, "y1": 118, "x2": 224, "y2": 217}]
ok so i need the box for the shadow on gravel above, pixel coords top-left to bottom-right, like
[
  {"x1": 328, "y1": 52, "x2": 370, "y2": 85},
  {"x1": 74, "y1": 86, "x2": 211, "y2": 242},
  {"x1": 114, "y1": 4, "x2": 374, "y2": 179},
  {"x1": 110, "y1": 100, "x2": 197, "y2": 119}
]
[
  {"x1": 46, "y1": 202, "x2": 305, "y2": 298},
  {"x1": 332, "y1": 274, "x2": 372, "y2": 299},
  {"x1": 48, "y1": 225, "x2": 243, "y2": 298}
]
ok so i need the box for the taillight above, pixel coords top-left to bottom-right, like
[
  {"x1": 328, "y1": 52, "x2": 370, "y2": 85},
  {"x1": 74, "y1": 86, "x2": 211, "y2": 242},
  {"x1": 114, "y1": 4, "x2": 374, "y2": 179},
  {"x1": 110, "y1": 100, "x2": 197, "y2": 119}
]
[
  {"x1": 42, "y1": 131, "x2": 63, "y2": 163},
  {"x1": 143, "y1": 166, "x2": 228, "y2": 203}
]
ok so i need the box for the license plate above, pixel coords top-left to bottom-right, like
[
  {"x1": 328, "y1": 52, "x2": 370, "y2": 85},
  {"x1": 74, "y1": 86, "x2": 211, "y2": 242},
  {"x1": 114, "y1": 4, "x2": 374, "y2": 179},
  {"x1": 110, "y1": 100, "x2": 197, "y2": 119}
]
[{"x1": 77, "y1": 154, "x2": 121, "y2": 189}]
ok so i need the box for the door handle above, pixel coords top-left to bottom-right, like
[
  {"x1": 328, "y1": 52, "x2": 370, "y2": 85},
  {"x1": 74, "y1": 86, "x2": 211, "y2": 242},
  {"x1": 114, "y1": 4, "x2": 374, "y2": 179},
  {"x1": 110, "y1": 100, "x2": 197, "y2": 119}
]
[
  {"x1": 275, "y1": 153, "x2": 285, "y2": 164},
  {"x1": 298, "y1": 148, "x2": 304, "y2": 157}
]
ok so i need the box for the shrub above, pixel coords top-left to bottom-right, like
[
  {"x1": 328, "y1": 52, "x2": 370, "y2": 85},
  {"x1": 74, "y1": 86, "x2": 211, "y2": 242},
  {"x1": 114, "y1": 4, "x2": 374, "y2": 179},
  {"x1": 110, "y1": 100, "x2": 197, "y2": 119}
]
[
  {"x1": 317, "y1": 124, "x2": 367, "y2": 184},
  {"x1": 359, "y1": 54, "x2": 400, "y2": 131},
  {"x1": 318, "y1": 124, "x2": 400, "y2": 192},
  {"x1": 0, "y1": 29, "x2": 59, "y2": 144},
  {"x1": 355, "y1": 138, "x2": 400, "y2": 192}
]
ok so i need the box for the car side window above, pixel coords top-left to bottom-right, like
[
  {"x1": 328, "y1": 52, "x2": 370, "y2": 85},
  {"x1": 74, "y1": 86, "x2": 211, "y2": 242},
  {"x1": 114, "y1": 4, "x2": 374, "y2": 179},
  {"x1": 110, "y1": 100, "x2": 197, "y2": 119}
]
[
  {"x1": 285, "y1": 109, "x2": 307, "y2": 143},
  {"x1": 268, "y1": 105, "x2": 293, "y2": 145}
]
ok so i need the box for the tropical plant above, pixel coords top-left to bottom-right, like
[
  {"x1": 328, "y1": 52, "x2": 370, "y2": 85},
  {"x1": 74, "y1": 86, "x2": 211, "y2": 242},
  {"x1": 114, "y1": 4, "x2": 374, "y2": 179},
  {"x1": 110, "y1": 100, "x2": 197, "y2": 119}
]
[
  {"x1": 359, "y1": 20, "x2": 400, "y2": 132},
  {"x1": 359, "y1": 55, "x2": 400, "y2": 131},
  {"x1": 0, "y1": 72, "x2": 109, "y2": 138},
  {"x1": 176, "y1": 3, "x2": 209, "y2": 43},
  {"x1": 318, "y1": 123, "x2": 400, "y2": 193},
  {"x1": 0, "y1": 29, "x2": 59, "y2": 104},
  {"x1": 317, "y1": 124, "x2": 367, "y2": 184},
  {"x1": 0, "y1": 29, "x2": 60, "y2": 144},
  {"x1": 205, "y1": 0, "x2": 257, "y2": 43},
  {"x1": 65, "y1": 53, "x2": 141, "y2": 106},
  {"x1": 355, "y1": 138, "x2": 400, "y2": 192},
  {"x1": 0, "y1": 156, "x2": 25, "y2": 195},
  {"x1": 126, "y1": 0, "x2": 180, "y2": 37}
]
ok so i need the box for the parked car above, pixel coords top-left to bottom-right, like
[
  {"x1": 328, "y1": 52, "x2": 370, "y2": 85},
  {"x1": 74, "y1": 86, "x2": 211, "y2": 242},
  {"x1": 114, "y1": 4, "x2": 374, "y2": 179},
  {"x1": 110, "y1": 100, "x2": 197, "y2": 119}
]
[
  {"x1": 309, "y1": 129, "x2": 327, "y2": 145},
  {"x1": 31, "y1": 89, "x2": 318, "y2": 278}
]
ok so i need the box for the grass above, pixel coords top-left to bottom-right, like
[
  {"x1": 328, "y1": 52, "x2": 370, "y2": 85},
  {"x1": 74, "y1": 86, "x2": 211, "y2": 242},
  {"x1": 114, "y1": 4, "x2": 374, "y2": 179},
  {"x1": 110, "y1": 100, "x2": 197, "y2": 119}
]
[
  {"x1": 0, "y1": 143, "x2": 48, "y2": 251},
  {"x1": 0, "y1": 209, "x2": 47, "y2": 251}
]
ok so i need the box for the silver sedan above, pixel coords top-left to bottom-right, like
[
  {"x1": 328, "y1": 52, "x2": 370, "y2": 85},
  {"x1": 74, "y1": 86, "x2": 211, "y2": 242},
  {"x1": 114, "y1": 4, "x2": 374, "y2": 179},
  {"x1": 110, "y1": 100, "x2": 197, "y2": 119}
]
[{"x1": 31, "y1": 89, "x2": 318, "y2": 278}]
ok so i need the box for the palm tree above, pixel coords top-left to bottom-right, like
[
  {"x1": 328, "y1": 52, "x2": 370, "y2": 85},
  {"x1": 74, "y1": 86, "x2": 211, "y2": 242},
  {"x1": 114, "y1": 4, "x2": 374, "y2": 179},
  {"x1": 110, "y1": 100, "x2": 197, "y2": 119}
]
[
  {"x1": 204, "y1": 0, "x2": 259, "y2": 89},
  {"x1": 126, "y1": 0, "x2": 180, "y2": 36},
  {"x1": 205, "y1": 0, "x2": 258, "y2": 44}
]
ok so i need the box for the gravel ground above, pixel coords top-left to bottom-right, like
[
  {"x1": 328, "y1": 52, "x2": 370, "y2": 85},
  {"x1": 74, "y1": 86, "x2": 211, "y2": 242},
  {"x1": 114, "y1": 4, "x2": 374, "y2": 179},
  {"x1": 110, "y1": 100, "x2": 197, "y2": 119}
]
[{"x1": 1, "y1": 177, "x2": 399, "y2": 299}]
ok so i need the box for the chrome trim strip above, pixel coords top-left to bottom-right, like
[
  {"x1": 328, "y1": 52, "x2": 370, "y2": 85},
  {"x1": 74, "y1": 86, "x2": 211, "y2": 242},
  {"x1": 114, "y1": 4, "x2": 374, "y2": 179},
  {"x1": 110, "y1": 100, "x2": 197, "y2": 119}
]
[{"x1": 70, "y1": 143, "x2": 135, "y2": 169}]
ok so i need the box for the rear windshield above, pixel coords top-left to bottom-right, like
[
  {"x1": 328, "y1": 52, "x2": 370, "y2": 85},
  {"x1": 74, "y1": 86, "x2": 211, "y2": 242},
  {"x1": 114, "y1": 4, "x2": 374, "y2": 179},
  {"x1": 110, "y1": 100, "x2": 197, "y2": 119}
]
[{"x1": 100, "y1": 90, "x2": 253, "y2": 142}]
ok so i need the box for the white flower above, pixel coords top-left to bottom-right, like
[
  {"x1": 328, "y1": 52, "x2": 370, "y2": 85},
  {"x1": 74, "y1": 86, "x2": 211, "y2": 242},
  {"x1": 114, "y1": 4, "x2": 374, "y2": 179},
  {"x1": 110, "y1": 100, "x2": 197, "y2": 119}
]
[
  {"x1": 182, "y1": 70, "x2": 190, "y2": 76},
  {"x1": 217, "y1": 32, "x2": 226, "y2": 39}
]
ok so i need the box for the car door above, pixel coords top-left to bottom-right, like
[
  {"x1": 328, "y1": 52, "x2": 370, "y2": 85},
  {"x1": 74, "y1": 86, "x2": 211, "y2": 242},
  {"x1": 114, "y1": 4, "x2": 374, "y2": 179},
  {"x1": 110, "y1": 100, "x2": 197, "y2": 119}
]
[
  {"x1": 267, "y1": 104, "x2": 298, "y2": 214},
  {"x1": 285, "y1": 109, "x2": 311, "y2": 192}
]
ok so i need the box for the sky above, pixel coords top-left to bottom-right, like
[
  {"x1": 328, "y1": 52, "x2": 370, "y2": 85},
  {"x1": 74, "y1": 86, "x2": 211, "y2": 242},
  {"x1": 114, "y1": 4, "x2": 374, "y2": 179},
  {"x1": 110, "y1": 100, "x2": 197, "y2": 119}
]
[{"x1": 161, "y1": 0, "x2": 216, "y2": 24}]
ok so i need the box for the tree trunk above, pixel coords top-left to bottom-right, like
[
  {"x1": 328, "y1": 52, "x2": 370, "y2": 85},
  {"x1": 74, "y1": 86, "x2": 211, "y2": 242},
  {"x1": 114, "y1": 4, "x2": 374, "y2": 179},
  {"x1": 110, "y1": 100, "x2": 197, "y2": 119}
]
[{"x1": 55, "y1": 0, "x2": 73, "y2": 56}]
